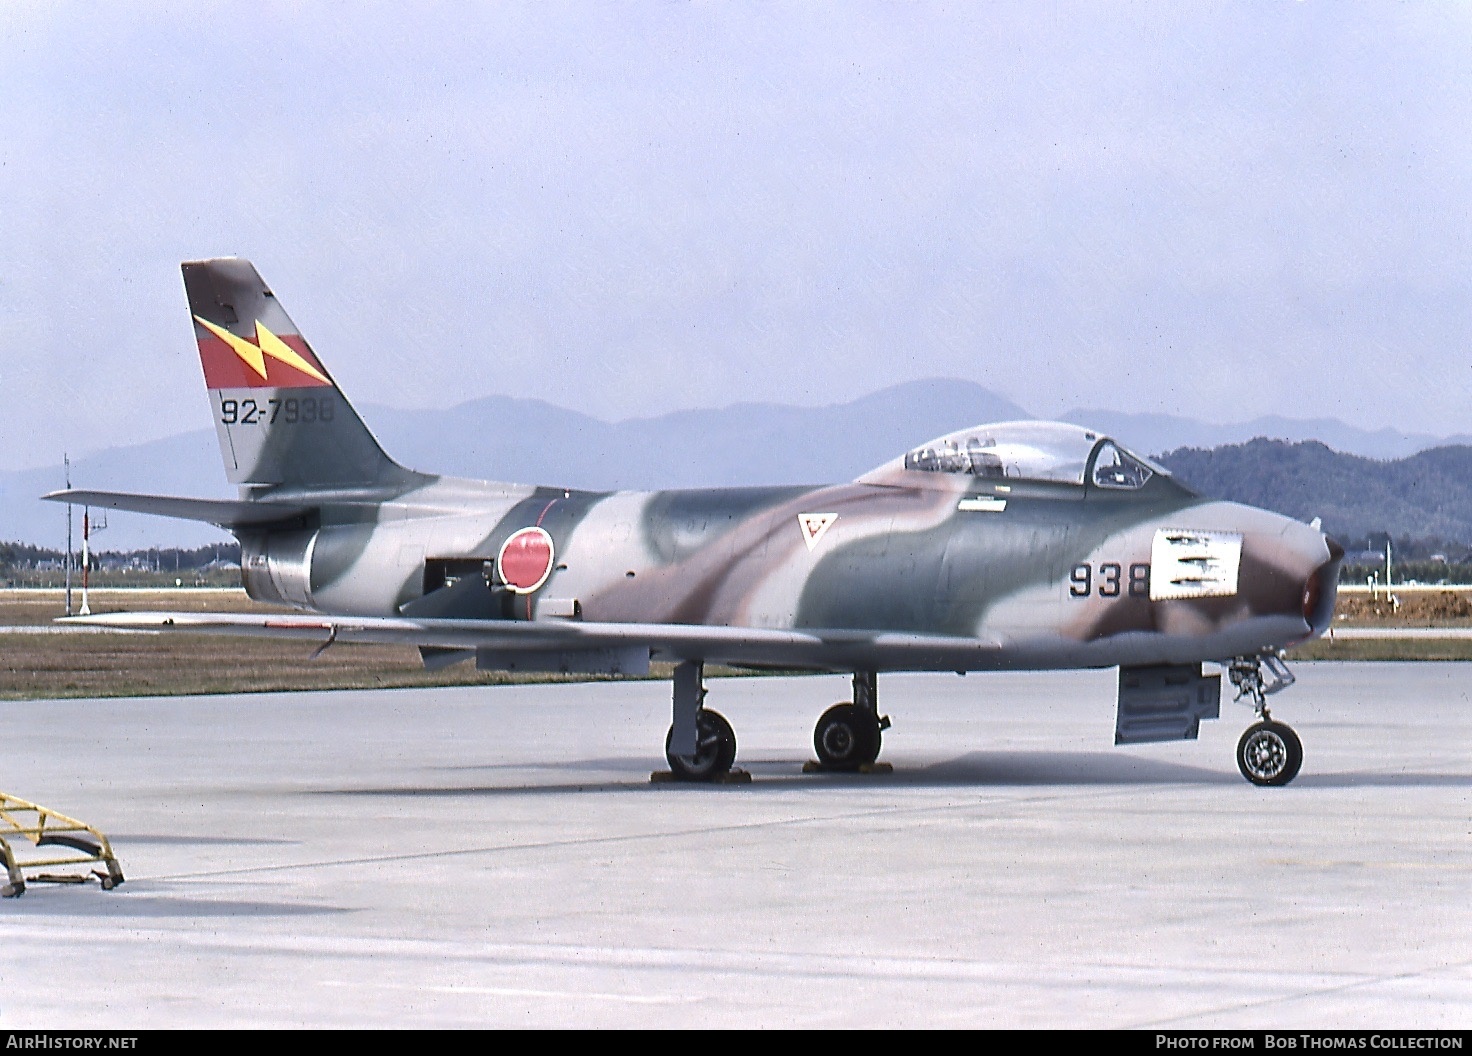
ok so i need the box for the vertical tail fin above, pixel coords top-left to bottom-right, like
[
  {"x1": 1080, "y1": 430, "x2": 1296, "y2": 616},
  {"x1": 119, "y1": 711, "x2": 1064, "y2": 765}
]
[{"x1": 183, "y1": 258, "x2": 421, "y2": 491}]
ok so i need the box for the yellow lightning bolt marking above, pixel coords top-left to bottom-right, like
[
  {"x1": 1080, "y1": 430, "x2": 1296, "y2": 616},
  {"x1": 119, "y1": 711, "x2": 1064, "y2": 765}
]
[
  {"x1": 195, "y1": 315, "x2": 266, "y2": 379},
  {"x1": 255, "y1": 322, "x2": 331, "y2": 385},
  {"x1": 193, "y1": 315, "x2": 331, "y2": 386}
]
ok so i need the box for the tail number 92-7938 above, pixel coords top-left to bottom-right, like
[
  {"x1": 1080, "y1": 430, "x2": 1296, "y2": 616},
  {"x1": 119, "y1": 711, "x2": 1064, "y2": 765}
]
[{"x1": 220, "y1": 396, "x2": 335, "y2": 426}]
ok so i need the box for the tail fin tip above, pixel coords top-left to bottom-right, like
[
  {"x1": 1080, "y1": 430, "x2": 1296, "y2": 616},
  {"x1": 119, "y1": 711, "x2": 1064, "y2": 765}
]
[{"x1": 184, "y1": 258, "x2": 417, "y2": 491}]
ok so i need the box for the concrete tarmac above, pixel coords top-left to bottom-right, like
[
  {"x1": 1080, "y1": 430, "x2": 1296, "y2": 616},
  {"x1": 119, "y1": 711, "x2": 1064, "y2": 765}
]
[{"x1": 0, "y1": 663, "x2": 1468, "y2": 1029}]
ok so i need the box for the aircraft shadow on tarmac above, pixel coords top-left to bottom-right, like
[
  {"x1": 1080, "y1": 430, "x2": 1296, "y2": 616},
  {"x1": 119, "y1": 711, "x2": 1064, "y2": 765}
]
[
  {"x1": 312, "y1": 749, "x2": 1248, "y2": 797},
  {"x1": 431, "y1": 757, "x2": 668, "y2": 775},
  {"x1": 390, "y1": 743, "x2": 1472, "y2": 792},
  {"x1": 841, "y1": 750, "x2": 1234, "y2": 786}
]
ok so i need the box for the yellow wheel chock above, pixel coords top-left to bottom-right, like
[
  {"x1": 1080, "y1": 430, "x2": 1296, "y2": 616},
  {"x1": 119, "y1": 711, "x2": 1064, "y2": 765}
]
[{"x1": 0, "y1": 792, "x2": 124, "y2": 897}]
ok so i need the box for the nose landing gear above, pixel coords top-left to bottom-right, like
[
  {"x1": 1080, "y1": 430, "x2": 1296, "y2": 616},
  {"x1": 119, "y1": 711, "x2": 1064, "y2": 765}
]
[
  {"x1": 1236, "y1": 720, "x2": 1303, "y2": 787},
  {"x1": 1228, "y1": 654, "x2": 1303, "y2": 786}
]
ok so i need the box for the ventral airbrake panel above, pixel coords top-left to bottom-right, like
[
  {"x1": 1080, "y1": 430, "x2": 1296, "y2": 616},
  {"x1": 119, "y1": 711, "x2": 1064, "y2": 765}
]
[{"x1": 1115, "y1": 664, "x2": 1221, "y2": 745}]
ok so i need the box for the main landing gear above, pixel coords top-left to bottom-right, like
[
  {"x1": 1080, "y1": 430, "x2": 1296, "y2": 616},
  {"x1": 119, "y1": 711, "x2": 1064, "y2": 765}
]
[
  {"x1": 662, "y1": 661, "x2": 739, "y2": 782},
  {"x1": 811, "y1": 671, "x2": 890, "y2": 772},
  {"x1": 1227, "y1": 654, "x2": 1303, "y2": 787},
  {"x1": 661, "y1": 664, "x2": 891, "y2": 782}
]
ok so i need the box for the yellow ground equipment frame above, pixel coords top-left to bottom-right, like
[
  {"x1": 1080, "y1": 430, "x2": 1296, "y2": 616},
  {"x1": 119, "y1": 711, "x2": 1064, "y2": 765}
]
[{"x1": 0, "y1": 792, "x2": 124, "y2": 897}]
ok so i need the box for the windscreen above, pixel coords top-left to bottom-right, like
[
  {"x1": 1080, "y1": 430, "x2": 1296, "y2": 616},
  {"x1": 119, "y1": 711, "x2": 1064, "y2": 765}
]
[{"x1": 1091, "y1": 442, "x2": 1155, "y2": 490}]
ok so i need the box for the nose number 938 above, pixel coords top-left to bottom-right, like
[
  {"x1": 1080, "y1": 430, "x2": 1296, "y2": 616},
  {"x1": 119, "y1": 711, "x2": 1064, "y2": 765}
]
[{"x1": 1070, "y1": 562, "x2": 1150, "y2": 599}]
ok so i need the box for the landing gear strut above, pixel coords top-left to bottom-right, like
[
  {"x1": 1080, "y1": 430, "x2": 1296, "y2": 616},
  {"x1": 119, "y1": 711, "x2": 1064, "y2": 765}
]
[
  {"x1": 663, "y1": 660, "x2": 737, "y2": 782},
  {"x1": 664, "y1": 709, "x2": 737, "y2": 782},
  {"x1": 812, "y1": 671, "x2": 890, "y2": 771},
  {"x1": 660, "y1": 665, "x2": 892, "y2": 782},
  {"x1": 1228, "y1": 654, "x2": 1303, "y2": 787}
]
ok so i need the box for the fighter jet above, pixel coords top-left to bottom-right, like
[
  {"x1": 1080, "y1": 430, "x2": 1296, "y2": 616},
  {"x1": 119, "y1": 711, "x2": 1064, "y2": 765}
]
[{"x1": 47, "y1": 259, "x2": 1343, "y2": 786}]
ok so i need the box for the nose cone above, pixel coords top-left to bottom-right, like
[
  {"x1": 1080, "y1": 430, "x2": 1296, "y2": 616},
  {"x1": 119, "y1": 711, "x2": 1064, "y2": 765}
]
[
  {"x1": 1237, "y1": 511, "x2": 1342, "y2": 640},
  {"x1": 1303, "y1": 534, "x2": 1344, "y2": 637}
]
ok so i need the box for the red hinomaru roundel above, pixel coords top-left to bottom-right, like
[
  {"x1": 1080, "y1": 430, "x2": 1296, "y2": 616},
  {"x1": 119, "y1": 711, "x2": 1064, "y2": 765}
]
[{"x1": 497, "y1": 527, "x2": 555, "y2": 594}]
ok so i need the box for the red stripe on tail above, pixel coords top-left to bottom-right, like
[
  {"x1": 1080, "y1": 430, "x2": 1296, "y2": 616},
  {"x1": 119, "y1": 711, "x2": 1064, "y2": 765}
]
[{"x1": 197, "y1": 332, "x2": 332, "y2": 390}]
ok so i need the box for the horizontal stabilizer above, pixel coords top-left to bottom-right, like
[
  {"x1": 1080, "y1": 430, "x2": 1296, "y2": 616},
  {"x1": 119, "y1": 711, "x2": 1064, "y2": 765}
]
[
  {"x1": 61, "y1": 611, "x2": 1004, "y2": 673},
  {"x1": 41, "y1": 489, "x2": 312, "y2": 530}
]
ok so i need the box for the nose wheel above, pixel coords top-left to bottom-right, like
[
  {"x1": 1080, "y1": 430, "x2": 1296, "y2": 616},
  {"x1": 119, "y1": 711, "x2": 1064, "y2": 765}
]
[
  {"x1": 1228, "y1": 654, "x2": 1304, "y2": 786},
  {"x1": 1236, "y1": 720, "x2": 1303, "y2": 786}
]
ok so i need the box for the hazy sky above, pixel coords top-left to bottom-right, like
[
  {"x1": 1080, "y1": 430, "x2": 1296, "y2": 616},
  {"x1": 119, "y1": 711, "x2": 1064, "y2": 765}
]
[{"x1": 3, "y1": 2, "x2": 1470, "y2": 472}]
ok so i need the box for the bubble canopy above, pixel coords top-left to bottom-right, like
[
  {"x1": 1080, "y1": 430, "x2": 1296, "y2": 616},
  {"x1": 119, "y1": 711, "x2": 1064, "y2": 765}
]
[{"x1": 879, "y1": 420, "x2": 1167, "y2": 490}]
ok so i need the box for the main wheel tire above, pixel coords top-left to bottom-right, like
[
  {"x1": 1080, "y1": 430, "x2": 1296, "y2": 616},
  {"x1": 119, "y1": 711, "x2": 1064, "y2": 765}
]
[
  {"x1": 813, "y1": 703, "x2": 882, "y2": 770},
  {"x1": 1237, "y1": 721, "x2": 1303, "y2": 786},
  {"x1": 665, "y1": 709, "x2": 737, "y2": 782}
]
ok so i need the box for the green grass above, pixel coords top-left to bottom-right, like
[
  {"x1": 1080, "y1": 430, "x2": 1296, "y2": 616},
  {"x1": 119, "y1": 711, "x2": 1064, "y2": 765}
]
[{"x1": 1288, "y1": 637, "x2": 1472, "y2": 662}]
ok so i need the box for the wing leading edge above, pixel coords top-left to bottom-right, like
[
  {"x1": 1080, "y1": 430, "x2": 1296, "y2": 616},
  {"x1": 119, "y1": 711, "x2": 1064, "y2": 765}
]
[{"x1": 60, "y1": 611, "x2": 1005, "y2": 674}]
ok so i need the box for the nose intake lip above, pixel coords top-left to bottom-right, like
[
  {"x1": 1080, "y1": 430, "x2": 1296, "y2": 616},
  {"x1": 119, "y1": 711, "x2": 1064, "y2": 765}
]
[{"x1": 1303, "y1": 535, "x2": 1344, "y2": 635}]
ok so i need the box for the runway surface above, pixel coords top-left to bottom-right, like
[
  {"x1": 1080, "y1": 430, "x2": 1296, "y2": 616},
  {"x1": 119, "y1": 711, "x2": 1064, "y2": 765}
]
[{"x1": 1, "y1": 663, "x2": 1468, "y2": 1029}]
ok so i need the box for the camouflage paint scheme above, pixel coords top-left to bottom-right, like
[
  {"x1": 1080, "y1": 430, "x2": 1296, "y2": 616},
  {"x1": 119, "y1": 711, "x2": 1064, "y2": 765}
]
[
  {"x1": 247, "y1": 466, "x2": 1333, "y2": 675},
  {"x1": 49, "y1": 259, "x2": 1343, "y2": 782}
]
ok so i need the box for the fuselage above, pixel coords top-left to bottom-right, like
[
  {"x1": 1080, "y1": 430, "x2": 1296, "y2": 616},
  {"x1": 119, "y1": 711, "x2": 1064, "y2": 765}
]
[{"x1": 238, "y1": 429, "x2": 1341, "y2": 674}]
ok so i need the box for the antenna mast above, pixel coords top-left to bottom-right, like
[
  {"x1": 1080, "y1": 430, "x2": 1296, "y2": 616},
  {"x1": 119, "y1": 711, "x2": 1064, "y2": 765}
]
[
  {"x1": 78, "y1": 507, "x2": 107, "y2": 617},
  {"x1": 64, "y1": 455, "x2": 72, "y2": 617},
  {"x1": 80, "y1": 508, "x2": 90, "y2": 616}
]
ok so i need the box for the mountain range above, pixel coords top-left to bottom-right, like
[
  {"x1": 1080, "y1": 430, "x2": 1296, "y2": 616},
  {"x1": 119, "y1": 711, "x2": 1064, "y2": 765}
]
[
  {"x1": 3, "y1": 378, "x2": 1468, "y2": 550},
  {"x1": 1156, "y1": 440, "x2": 1472, "y2": 555}
]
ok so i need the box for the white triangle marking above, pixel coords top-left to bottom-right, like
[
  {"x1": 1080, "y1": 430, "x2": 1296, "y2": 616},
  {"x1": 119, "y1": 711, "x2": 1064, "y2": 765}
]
[{"x1": 798, "y1": 512, "x2": 838, "y2": 551}]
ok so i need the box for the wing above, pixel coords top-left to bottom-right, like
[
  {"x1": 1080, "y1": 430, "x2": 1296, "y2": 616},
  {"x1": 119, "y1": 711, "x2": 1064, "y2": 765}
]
[{"x1": 60, "y1": 611, "x2": 1003, "y2": 674}]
